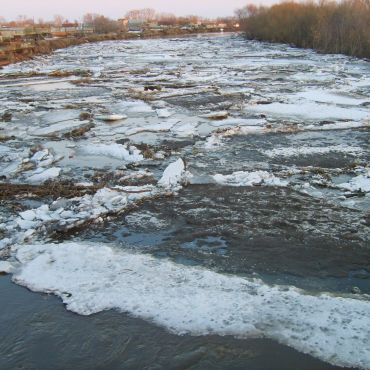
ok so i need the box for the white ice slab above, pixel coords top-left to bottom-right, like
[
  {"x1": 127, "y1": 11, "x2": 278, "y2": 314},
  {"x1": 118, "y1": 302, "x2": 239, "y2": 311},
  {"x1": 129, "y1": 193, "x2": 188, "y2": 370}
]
[
  {"x1": 213, "y1": 171, "x2": 288, "y2": 187},
  {"x1": 12, "y1": 242, "x2": 370, "y2": 370},
  {"x1": 81, "y1": 143, "x2": 143, "y2": 162}
]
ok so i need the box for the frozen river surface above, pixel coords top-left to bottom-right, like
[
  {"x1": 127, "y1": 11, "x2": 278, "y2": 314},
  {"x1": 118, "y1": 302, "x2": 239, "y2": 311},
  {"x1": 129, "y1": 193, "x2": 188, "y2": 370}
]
[{"x1": 0, "y1": 33, "x2": 370, "y2": 369}]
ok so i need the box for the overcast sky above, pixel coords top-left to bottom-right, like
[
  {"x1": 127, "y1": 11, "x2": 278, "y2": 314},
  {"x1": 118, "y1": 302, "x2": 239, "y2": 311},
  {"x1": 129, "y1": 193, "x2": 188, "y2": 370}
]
[{"x1": 1, "y1": 0, "x2": 275, "y2": 21}]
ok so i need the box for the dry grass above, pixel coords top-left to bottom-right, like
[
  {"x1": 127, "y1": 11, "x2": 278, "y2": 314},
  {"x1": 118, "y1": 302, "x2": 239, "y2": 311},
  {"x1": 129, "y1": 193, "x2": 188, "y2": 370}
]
[
  {"x1": 63, "y1": 123, "x2": 94, "y2": 139},
  {"x1": 0, "y1": 181, "x2": 102, "y2": 200}
]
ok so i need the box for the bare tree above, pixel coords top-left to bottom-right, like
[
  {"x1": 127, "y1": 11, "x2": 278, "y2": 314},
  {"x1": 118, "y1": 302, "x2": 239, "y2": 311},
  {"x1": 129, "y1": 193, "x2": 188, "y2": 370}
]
[
  {"x1": 83, "y1": 13, "x2": 98, "y2": 25},
  {"x1": 14, "y1": 15, "x2": 34, "y2": 26},
  {"x1": 53, "y1": 14, "x2": 65, "y2": 27},
  {"x1": 125, "y1": 8, "x2": 156, "y2": 22},
  {"x1": 156, "y1": 12, "x2": 177, "y2": 26},
  {"x1": 92, "y1": 15, "x2": 119, "y2": 33}
]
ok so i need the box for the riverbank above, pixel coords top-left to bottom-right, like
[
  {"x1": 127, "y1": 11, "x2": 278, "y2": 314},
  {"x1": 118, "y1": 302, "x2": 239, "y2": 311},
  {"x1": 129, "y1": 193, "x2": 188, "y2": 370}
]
[{"x1": 0, "y1": 28, "x2": 228, "y2": 67}]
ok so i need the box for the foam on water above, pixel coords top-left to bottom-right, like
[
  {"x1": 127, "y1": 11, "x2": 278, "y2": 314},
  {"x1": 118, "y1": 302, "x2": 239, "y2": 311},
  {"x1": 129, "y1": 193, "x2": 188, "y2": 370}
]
[{"x1": 13, "y1": 242, "x2": 370, "y2": 370}]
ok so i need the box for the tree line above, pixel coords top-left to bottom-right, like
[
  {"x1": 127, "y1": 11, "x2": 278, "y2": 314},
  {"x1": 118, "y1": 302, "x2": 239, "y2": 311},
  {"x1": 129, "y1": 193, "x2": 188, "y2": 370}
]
[
  {"x1": 1, "y1": 9, "x2": 236, "y2": 34},
  {"x1": 236, "y1": 0, "x2": 370, "y2": 58}
]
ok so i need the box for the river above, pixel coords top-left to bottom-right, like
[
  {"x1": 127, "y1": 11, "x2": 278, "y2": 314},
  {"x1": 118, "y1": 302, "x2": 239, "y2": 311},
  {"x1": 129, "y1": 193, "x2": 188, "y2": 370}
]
[{"x1": 0, "y1": 33, "x2": 369, "y2": 369}]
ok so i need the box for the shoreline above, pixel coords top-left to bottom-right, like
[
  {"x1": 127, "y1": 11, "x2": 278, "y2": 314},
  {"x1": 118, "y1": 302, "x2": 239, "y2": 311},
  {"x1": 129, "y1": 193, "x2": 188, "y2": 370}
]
[{"x1": 0, "y1": 29, "x2": 234, "y2": 68}]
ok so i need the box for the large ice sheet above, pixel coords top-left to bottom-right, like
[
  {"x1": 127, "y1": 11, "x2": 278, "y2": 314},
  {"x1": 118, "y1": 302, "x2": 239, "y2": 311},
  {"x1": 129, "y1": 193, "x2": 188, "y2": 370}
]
[
  {"x1": 263, "y1": 145, "x2": 363, "y2": 158},
  {"x1": 13, "y1": 242, "x2": 370, "y2": 370},
  {"x1": 248, "y1": 102, "x2": 369, "y2": 121}
]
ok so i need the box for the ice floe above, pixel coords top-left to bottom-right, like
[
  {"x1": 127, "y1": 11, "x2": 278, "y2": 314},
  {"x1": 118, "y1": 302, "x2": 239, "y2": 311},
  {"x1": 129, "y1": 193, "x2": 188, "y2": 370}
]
[
  {"x1": 122, "y1": 101, "x2": 154, "y2": 114},
  {"x1": 158, "y1": 158, "x2": 187, "y2": 190},
  {"x1": 29, "y1": 148, "x2": 59, "y2": 168},
  {"x1": 201, "y1": 111, "x2": 229, "y2": 120},
  {"x1": 156, "y1": 109, "x2": 173, "y2": 118},
  {"x1": 248, "y1": 102, "x2": 369, "y2": 121},
  {"x1": 97, "y1": 114, "x2": 127, "y2": 121},
  {"x1": 81, "y1": 143, "x2": 143, "y2": 162},
  {"x1": 30, "y1": 120, "x2": 91, "y2": 137},
  {"x1": 337, "y1": 169, "x2": 370, "y2": 193},
  {"x1": 1, "y1": 159, "x2": 188, "y2": 247},
  {"x1": 0, "y1": 144, "x2": 29, "y2": 178},
  {"x1": 26, "y1": 167, "x2": 61, "y2": 184},
  {"x1": 125, "y1": 120, "x2": 178, "y2": 136},
  {"x1": 213, "y1": 171, "x2": 288, "y2": 187},
  {"x1": 306, "y1": 120, "x2": 370, "y2": 131},
  {"x1": 8, "y1": 185, "x2": 156, "y2": 239},
  {"x1": 294, "y1": 89, "x2": 368, "y2": 106},
  {"x1": 263, "y1": 145, "x2": 363, "y2": 158},
  {"x1": 204, "y1": 134, "x2": 224, "y2": 149},
  {"x1": 11, "y1": 241, "x2": 370, "y2": 370},
  {"x1": 0, "y1": 261, "x2": 14, "y2": 274}
]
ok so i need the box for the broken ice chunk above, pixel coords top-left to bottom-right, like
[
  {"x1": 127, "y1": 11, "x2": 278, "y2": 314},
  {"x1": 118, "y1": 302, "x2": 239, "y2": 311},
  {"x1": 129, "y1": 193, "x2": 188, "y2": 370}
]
[{"x1": 158, "y1": 158, "x2": 186, "y2": 190}]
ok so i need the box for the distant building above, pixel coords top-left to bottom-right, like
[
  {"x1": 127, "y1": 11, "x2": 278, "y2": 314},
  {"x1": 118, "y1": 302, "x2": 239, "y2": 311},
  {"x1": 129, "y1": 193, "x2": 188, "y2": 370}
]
[
  {"x1": 62, "y1": 22, "x2": 79, "y2": 33},
  {"x1": 81, "y1": 24, "x2": 95, "y2": 34},
  {"x1": 146, "y1": 21, "x2": 159, "y2": 28},
  {"x1": 51, "y1": 22, "x2": 94, "y2": 37},
  {"x1": 0, "y1": 26, "x2": 51, "y2": 43},
  {"x1": 0, "y1": 27, "x2": 25, "y2": 42},
  {"x1": 128, "y1": 20, "x2": 143, "y2": 32}
]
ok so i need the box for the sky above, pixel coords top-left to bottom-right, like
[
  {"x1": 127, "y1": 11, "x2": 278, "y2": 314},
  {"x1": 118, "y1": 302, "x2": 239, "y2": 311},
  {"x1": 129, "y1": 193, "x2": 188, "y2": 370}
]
[{"x1": 0, "y1": 0, "x2": 274, "y2": 21}]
